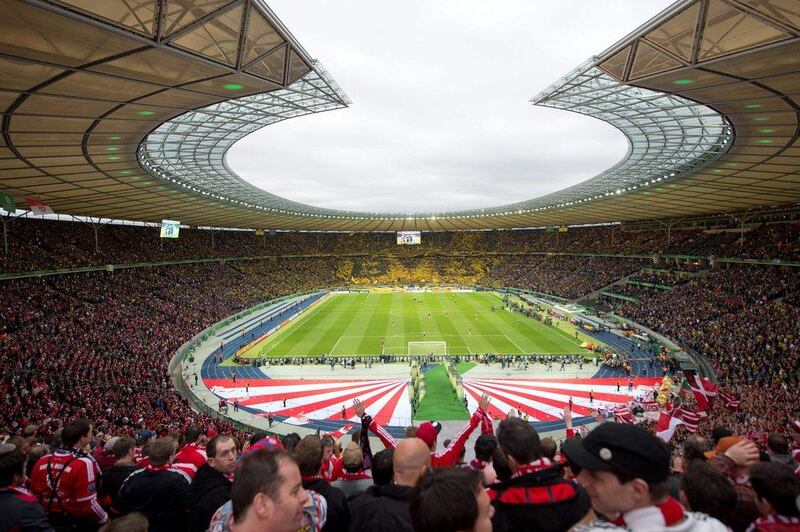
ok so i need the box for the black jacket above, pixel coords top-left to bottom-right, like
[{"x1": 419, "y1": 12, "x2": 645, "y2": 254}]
[
  {"x1": 99, "y1": 463, "x2": 140, "y2": 507},
  {"x1": 347, "y1": 483, "x2": 415, "y2": 532},
  {"x1": 303, "y1": 477, "x2": 350, "y2": 532},
  {"x1": 489, "y1": 467, "x2": 591, "y2": 532},
  {"x1": 190, "y1": 464, "x2": 232, "y2": 532},
  {"x1": 114, "y1": 467, "x2": 191, "y2": 532},
  {"x1": 0, "y1": 487, "x2": 54, "y2": 532}
]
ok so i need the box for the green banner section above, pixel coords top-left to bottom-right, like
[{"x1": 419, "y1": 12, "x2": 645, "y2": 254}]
[
  {"x1": 600, "y1": 290, "x2": 639, "y2": 303},
  {"x1": 0, "y1": 191, "x2": 15, "y2": 213},
  {"x1": 626, "y1": 280, "x2": 671, "y2": 290}
]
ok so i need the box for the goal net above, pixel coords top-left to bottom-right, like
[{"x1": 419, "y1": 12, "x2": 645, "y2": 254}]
[{"x1": 408, "y1": 341, "x2": 447, "y2": 357}]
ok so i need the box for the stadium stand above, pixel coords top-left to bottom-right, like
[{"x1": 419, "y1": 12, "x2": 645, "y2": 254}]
[{"x1": 2, "y1": 0, "x2": 800, "y2": 529}]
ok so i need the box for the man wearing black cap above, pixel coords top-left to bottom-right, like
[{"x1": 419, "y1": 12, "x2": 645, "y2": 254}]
[{"x1": 564, "y1": 423, "x2": 728, "y2": 531}]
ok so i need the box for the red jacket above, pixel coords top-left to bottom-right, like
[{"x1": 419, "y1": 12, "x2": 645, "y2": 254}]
[
  {"x1": 173, "y1": 442, "x2": 206, "y2": 479},
  {"x1": 30, "y1": 449, "x2": 108, "y2": 524}
]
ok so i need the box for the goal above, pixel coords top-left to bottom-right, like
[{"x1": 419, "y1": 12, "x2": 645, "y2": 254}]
[{"x1": 408, "y1": 341, "x2": 447, "y2": 357}]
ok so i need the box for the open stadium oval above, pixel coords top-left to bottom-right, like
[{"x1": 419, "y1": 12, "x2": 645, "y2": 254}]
[{"x1": 179, "y1": 286, "x2": 670, "y2": 437}]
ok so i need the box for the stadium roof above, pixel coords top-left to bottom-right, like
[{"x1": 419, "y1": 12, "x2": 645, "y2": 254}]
[{"x1": 1, "y1": 0, "x2": 799, "y2": 231}]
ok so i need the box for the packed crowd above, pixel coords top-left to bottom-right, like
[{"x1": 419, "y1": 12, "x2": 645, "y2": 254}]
[
  {"x1": 2, "y1": 399, "x2": 799, "y2": 532},
  {"x1": 618, "y1": 266, "x2": 800, "y2": 437},
  {"x1": 1, "y1": 217, "x2": 800, "y2": 529},
  {"x1": 484, "y1": 256, "x2": 643, "y2": 300},
  {"x1": 0, "y1": 260, "x2": 342, "y2": 442},
  {"x1": 2, "y1": 216, "x2": 799, "y2": 274}
]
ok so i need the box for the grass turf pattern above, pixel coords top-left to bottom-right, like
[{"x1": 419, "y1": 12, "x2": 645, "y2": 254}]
[
  {"x1": 242, "y1": 291, "x2": 588, "y2": 358},
  {"x1": 414, "y1": 364, "x2": 469, "y2": 421}
]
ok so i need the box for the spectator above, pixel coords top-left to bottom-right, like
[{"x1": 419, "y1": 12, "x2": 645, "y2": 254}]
[
  {"x1": 30, "y1": 418, "x2": 108, "y2": 529},
  {"x1": 320, "y1": 435, "x2": 337, "y2": 481},
  {"x1": 490, "y1": 417, "x2": 591, "y2": 531},
  {"x1": 469, "y1": 434, "x2": 498, "y2": 486},
  {"x1": 370, "y1": 449, "x2": 394, "y2": 487},
  {"x1": 227, "y1": 450, "x2": 310, "y2": 532},
  {"x1": 766, "y1": 434, "x2": 798, "y2": 471},
  {"x1": 564, "y1": 422, "x2": 728, "y2": 531},
  {"x1": 747, "y1": 462, "x2": 800, "y2": 530},
  {"x1": 282, "y1": 433, "x2": 301, "y2": 453},
  {"x1": 0, "y1": 443, "x2": 53, "y2": 532},
  {"x1": 175, "y1": 426, "x2": 209, "y2": 475},
  {"x1": 293, "y1": 435, "x2": 349, "y2": 532},
  {"x1": 331, "y1": 443, "x2": 371, "y2": 496},
  {"x1": 353, "y1": 394, "x2": 492, "y2": 469},
  {"x1": 191, "y1": 434, "x2": 237, "y2": 532},
  {"x1": 410, "y1": 467, "x2": 493, "y2": 532},
  {"x1": 679, "y1": 461, "x2": 737, "y2": 528},
  {"x1": 98, "y1": 437, "x2": 140, "y2": 510},
  {"x1": 706, "y1": 437, "x2": 762, "y2": 530},
  {"x1": 683, "y1": 435, "x2": 711, "y2": 465},
  {"x1": 540, "y1": 436, "x2": 557, "y2": 461},
  {"x1": 114, "y1": 437, "x2": 191, "y2": 532},
  {"x1": 348, "y1": 437, "x2": 429, "y2": 532},
  {"x1": 98, "y1": 512, "x2": 148, "y2": 532}
]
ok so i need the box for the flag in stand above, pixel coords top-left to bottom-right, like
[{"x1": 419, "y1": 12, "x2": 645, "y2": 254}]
[
  {"x1": 637, "y1": 399, "x2": 660, "y2": 412},
  {"x1": 673, "y1": 406, "x2": 700, "y2": 433},
  {"x1": 656, "y1": 408, "x2": 684, "y2": 442},
  {"x1": 613, "y1": 406, "x2": 636, "y2": 425},
  {"x1": 25, "y1": 198, "x2": 54, "y2": 216},
  {"x1": 0, "y1": 191, "x2": 15, "y2": 213},
  {"x1": 719, "y1": 392, "x2": 741, "y2": 411},
  {"x1": 746, "y1": 430, "x2": 768, "y2": 446},
  {"x1": 683, "y1": 371, "x2": 717, "y2": 413}
]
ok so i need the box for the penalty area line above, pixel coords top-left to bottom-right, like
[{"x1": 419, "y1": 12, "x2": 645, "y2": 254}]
[
  {"x1": 330, "y1": 336, "x2": 344, "y2": 355},
  {"x1": 504, "y1": 334, "x2": 526, "y2": 354}
]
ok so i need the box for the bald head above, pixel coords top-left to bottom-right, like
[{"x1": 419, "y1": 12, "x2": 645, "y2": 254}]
[{"x1": 393, "y1": 438, "x2": 431, "y2": 486}]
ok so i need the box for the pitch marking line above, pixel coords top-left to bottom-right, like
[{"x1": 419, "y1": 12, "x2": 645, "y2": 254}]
[
  {"x1": 261, "y1": 294, "x2": 338, "y2": 355},
  {"x1": 330, "y1": 336, "x2": 344, "y2": 355},
  {"x1": 504, "y1": 334, "x2": 526, "y2": 353},
  {"x1": 337, "y1": 334, "x2": 511, "y2": 338}
]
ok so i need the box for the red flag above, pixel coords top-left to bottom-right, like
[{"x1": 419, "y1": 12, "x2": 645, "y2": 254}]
[
  {"x1": 673, "y1": 406, "x2": 700, "y2": 433},
  {"x1": 746, "y1": 430, "x2": 768, "y2": 446},
  {"x1": 26, "y1": 198, "x2": 54, "y2": 216},
  {"x1": 718, "y1": 391, "x2": 740, "y2": 411},
  {"x1": 637, "y1": 399, "x2": 660, "y2": 412},
  {"x1": 684, "y1": 371, "x2": 717, "y2": 413},
  {"x1": 656, "y1": 410, "x2": 682, "y2": 442},
  {"x1": 613, "y1": 406, "x2": 635, "y2": 425}
]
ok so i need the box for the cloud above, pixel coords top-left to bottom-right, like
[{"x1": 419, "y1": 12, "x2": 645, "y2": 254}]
[{"x1": 227, "y1": 0, "x2": 673, "y2": 213}]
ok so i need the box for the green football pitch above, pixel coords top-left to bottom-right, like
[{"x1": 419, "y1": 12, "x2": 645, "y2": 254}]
[{"x1": 238, "y1": 291, "x2": 590, "y2": 358}]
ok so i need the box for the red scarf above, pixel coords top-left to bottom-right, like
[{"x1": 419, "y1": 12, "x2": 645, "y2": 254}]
[
  {"x1": 610, "y1": 497, "x2": 685, "y2": 528},
  {"x1": 512, "y1": 458, "x2": 553, "y2": 478},
  {"x1": 749, "y1": 515, "x2": 800, "y2": 531}
]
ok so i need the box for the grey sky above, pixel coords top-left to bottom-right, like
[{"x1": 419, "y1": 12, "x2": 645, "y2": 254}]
[{"x1": 227, "y1": 0, "x2": 674, "y2": 213}]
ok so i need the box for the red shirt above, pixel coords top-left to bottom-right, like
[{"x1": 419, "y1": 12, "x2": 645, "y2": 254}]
[
  {"x1": 173, "y1": 442, "x2": 206, "y2": 478},
  {"x1": 30, "y1": 449, "x2": 108, "y2": 524}
]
